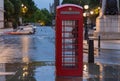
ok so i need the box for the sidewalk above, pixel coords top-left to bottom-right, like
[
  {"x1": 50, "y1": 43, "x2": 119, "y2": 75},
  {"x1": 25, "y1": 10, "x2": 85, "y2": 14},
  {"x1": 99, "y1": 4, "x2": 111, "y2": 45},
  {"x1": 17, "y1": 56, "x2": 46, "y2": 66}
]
[
  {"x1": 0, "y1": 28, "x2": 13, "y2": 35},
  {"x1": 83, "y1": 39, "x2": 120, "y2": 50}
]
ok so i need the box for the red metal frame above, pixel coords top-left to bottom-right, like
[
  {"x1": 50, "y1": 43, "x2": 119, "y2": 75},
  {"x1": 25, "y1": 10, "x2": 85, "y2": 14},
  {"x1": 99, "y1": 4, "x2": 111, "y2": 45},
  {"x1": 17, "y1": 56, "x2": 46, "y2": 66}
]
[{"x1": 56, "y1": 4, "x2": 83, "y2": 76}]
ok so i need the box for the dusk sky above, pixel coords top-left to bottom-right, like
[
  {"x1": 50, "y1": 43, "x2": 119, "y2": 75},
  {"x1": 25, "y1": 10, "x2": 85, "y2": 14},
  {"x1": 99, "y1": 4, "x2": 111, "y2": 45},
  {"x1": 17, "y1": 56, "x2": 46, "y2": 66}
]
[{"x1": 34, "y1": 0, "x2": 63, "y2": 10}]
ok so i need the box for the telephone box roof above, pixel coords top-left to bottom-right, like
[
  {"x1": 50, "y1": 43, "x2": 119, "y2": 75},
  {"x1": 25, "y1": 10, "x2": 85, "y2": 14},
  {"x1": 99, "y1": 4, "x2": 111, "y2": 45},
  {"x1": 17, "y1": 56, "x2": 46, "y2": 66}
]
[{"x1": 57, "y1": 4, "x2": 83, "y2": 9}]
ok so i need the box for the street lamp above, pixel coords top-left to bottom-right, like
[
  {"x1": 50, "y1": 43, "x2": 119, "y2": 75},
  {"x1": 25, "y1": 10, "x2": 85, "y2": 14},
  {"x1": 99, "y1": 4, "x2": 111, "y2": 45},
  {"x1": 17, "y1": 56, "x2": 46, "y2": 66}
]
[
  {"x1": 84, "y1": 5, "x2": 89, "y2": 10},
  {"x1": 20, "y1": 4, "x2": 28, "y2": 25},
  {"x1": 84, "y1": 5, "x2": 89, "y2": 40},
  {"x1": 21, "y1": 4, "x2": 28, "y2": 14},
  {"x1": 90, "y1": 11, "x2": 94, "y2": 15}
]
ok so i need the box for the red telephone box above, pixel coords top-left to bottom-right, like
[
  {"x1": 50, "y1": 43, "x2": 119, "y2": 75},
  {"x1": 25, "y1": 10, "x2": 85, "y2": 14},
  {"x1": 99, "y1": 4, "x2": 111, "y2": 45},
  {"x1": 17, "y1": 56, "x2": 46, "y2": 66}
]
[{"x1": 56, "y1": 4, "x2": 83, "y2": 76}]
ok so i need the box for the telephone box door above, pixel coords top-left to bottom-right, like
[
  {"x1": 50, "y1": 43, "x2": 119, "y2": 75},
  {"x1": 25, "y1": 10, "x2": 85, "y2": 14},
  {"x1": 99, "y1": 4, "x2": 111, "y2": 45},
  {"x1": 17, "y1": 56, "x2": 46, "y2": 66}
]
[{"x1": 56, "y1": 4, "x2": 83, "y2": 76}]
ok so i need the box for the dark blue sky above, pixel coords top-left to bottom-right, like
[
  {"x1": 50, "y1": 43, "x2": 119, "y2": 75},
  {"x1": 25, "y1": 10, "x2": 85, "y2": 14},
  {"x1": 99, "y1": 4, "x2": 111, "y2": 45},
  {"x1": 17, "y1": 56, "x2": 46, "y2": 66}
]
[{"x1": 34, "y1": 0, "x2": 63, "y2": 10}]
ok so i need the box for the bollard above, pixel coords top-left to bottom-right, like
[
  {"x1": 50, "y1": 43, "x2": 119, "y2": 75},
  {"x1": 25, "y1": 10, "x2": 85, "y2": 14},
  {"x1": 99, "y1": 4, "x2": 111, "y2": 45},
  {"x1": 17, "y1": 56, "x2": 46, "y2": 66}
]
[
  {"x1": 88, "y1": 39, "x2": 94, "y2": 63},
  {"x1": 98, "y1": 35, "x2": 101, "y2": 52}
]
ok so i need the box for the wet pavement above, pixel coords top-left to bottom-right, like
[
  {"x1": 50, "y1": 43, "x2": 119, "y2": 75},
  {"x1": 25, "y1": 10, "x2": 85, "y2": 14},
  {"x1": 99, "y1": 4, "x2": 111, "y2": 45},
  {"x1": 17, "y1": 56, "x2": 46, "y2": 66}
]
[
  {"x1": 0, "y1": 27, "x2": 55, "y2": 81},
  {"x1": 0, "y1": 26, "x2": 120, "y2": 81}
]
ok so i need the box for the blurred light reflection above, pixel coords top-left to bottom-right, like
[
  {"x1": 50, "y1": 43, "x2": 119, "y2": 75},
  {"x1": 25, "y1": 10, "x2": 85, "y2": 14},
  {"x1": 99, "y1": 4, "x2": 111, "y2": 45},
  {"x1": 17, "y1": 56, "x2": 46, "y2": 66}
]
[
  {"x1": 83, "y1": 64, "x2": 88, "y2": 71},
  {"x1": 22, "y1": 36, "x2": 30, "y2": 63}
]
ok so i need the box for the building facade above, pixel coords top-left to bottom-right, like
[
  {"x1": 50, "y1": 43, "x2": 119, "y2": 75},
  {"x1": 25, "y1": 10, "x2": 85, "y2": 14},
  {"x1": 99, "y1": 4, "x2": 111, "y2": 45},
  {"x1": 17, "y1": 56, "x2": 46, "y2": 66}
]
[
  {"x1": 54, "y1": 0, "x2": 60, "y2": 16},
  {"x1": 95, "y1": 0, "x2": 120, "y2": 39},
  {"x1": 0, "y1": 0, "x2": 4, "y2": 28}
]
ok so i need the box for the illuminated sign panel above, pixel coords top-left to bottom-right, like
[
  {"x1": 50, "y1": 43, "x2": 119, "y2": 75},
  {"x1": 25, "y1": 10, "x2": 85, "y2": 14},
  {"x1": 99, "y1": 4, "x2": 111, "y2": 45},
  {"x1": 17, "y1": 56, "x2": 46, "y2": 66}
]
[{"x1": 60, "y1": 11, "x2": 80, "y2": 15}]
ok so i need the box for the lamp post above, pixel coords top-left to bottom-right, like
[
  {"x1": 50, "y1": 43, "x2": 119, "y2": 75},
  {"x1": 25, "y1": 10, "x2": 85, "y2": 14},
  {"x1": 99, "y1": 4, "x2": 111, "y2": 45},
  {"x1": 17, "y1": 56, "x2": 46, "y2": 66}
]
[
  {"x1": 20, "y1": 4, "x2": 28, "y2": 25},
  {"x1": 84, "y1": 5, "x2": 89, "y2": 40},
  {"x1": 21, "y1": 4, "x2": 28, "y2": 14}
]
